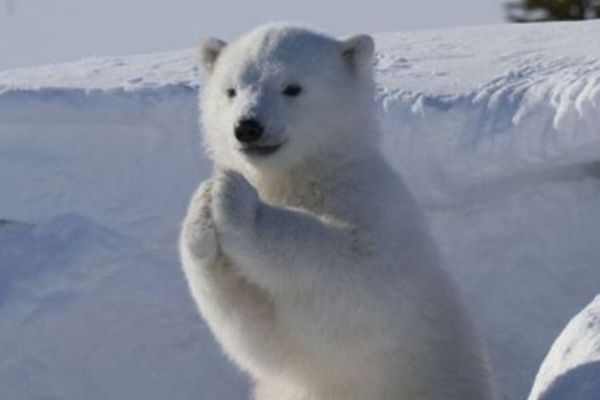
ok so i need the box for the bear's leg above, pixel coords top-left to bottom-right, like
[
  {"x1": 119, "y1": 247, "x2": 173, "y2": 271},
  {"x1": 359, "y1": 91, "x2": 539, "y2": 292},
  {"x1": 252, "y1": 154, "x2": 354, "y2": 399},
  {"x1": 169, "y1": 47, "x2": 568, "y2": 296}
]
[
  {"x1": 211, "y1": 170, "x2": 370, "y2": 296},
  {"x1": 180, "y1": 180, "x2": 283, "y2": 370}
]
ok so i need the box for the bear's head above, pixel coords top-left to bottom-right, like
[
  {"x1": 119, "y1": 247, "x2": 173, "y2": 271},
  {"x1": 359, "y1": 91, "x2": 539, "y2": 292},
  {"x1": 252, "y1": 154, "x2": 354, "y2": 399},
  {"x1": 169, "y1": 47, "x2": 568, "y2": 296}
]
[{"x1": 198, "y1": 23, "x2": 376, "y2": 175}]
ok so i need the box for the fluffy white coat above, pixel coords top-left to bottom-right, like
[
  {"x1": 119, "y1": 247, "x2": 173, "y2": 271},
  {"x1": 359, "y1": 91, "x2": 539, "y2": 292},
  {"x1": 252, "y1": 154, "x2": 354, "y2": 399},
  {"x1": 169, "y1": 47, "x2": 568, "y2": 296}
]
[{"x1": 180, "y1": 23, "x2": 494, "y2": 400}]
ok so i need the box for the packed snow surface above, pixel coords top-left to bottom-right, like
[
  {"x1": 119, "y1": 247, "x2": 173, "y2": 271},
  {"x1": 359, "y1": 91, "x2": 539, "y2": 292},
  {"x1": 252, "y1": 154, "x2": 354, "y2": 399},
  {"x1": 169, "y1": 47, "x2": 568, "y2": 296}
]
[{"x1": 1, "y1": 20, "x2": 599, "y2": 400}]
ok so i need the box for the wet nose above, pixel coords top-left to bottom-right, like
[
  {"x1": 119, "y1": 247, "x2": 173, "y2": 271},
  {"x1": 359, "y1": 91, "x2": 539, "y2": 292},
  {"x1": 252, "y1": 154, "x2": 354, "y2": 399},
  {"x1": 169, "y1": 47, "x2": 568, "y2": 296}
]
[{"x1": 235, "y1": 118, "x2": 264, "y2": 144}]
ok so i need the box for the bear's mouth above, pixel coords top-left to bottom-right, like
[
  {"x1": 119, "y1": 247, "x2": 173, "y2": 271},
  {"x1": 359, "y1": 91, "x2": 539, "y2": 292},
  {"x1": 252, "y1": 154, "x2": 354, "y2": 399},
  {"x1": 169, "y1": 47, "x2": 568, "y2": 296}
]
[{"x1": 239, "y1": 142, "x2": 283, "y2": 157}]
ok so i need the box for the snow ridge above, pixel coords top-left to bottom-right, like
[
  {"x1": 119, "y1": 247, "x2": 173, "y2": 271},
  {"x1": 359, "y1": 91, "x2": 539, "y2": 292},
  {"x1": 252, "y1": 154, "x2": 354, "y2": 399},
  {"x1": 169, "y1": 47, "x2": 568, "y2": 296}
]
[{"x1": 375, "y1": 22, "x2": 600, "y2": 206}]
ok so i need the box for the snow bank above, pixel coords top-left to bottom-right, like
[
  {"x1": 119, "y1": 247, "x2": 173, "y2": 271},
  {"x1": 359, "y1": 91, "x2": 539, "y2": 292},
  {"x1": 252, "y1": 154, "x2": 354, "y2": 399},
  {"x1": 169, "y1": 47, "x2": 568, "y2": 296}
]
[
  {"x1": 1, "y1": 20, "x2": 599, "y2": 400},
  {"x1": 528, "y1": 294, "x2": 600, "y2": 400},
  {"x1": 0, "y1": 78, "x2": 207, "y2": 241},
  {"x1": 376, "y1": 21, "x2": 600, "y2": 205}
]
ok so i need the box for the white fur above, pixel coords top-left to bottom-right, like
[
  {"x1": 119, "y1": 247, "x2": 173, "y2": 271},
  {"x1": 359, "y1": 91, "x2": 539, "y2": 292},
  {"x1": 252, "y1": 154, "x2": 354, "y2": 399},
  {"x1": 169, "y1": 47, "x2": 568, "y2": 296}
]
[{"x1": 180, "y1": 23, "x2": 494, "y2": 400}]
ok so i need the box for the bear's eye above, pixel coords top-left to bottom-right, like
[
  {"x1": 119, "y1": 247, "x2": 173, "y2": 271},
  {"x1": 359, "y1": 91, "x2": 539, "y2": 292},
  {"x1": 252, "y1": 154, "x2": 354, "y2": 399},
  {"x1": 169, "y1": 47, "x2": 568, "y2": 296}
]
[
  {"x1": 226, "y1": 88, "x2": 236, "y2": 99},
  {"x1": 282, "y1": 84, "x2": 302, "y2": 97}
]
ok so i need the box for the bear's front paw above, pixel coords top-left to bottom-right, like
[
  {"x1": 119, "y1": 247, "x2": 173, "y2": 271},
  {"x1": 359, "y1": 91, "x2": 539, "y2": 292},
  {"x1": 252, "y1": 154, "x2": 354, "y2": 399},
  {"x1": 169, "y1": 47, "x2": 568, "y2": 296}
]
[
  {"x1": 181, "y1": 180, "x2": 219, "y2": 262},
  {"x1": 211, "y1": 169, "x2": 260, "y2": 235}
]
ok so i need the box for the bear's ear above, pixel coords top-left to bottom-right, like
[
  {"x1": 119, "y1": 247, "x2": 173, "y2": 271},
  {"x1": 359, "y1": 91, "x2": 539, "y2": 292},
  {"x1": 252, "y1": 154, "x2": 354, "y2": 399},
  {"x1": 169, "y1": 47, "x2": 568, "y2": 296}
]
[
  {"x1": 340, "y1": 34, "x2": 375, "y2": 73},
  {"x1": 198, "y1": 38, "x2": 227, "y2": 74}
]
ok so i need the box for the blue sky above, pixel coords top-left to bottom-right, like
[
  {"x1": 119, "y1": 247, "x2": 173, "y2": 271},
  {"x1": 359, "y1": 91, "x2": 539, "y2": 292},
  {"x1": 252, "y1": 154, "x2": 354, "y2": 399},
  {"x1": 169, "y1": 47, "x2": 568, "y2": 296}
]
[{"x1": 1, "y1": 0, "x2": 506, "y2": 71}]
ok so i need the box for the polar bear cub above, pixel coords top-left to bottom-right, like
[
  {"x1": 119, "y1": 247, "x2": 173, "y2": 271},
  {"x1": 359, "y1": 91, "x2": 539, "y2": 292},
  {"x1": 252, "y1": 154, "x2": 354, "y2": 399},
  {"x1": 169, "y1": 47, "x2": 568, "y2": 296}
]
[{"x1": 180, "y1": 23, "x2": 494, "y2": 400}]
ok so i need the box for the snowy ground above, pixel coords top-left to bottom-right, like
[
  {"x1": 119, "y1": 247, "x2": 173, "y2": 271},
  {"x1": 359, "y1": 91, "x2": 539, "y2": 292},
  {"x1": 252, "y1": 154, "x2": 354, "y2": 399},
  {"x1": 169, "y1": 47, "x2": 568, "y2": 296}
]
[{"x1": 1, "y1": 20, "x2": 599, "y2": 400}]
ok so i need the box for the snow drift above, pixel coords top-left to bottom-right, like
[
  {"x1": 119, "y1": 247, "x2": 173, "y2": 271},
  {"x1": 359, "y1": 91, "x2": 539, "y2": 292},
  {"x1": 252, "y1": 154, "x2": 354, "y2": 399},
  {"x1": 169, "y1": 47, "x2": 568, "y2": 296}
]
[{"x1": 1, "y1": 20, "x2": 599, "y2": 400}]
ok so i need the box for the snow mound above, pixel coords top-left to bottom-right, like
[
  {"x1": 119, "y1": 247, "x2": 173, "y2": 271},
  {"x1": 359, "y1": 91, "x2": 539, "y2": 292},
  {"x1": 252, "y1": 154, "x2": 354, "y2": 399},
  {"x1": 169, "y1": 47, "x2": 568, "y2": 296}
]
[
  {"x1": 0, "y1": 20, "x2": 599, "y2": 400},
  {"x1": 527, "y1": 294, "x2": 600, "y2": 400}
]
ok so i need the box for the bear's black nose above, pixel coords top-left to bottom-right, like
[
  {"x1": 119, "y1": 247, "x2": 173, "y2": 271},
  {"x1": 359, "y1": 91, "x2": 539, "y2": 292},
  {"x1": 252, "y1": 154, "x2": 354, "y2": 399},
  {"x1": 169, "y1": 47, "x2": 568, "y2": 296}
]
[{"x1": 235, "y1": 118, "x2": 264, "y2": 144}]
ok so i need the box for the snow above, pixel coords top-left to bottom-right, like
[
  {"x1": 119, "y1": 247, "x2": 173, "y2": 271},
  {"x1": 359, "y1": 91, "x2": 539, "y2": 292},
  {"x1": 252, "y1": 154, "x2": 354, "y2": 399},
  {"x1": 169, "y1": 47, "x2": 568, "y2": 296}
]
[
  {"x1": 0, "y1": 216, "x2": 246, "y2": 400},
  {"x1": 1, "y1": 20, "x2": 600, "y2": 400},
  {"x1": 376, "y1": 22, "x2": 600, "y2": 205},
  {"x1": 0, "y1": 50, "x2": 197, "y2": 92},
  {"x1": 528, "y1": 294, "x2": 600, "y2": 400}
]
